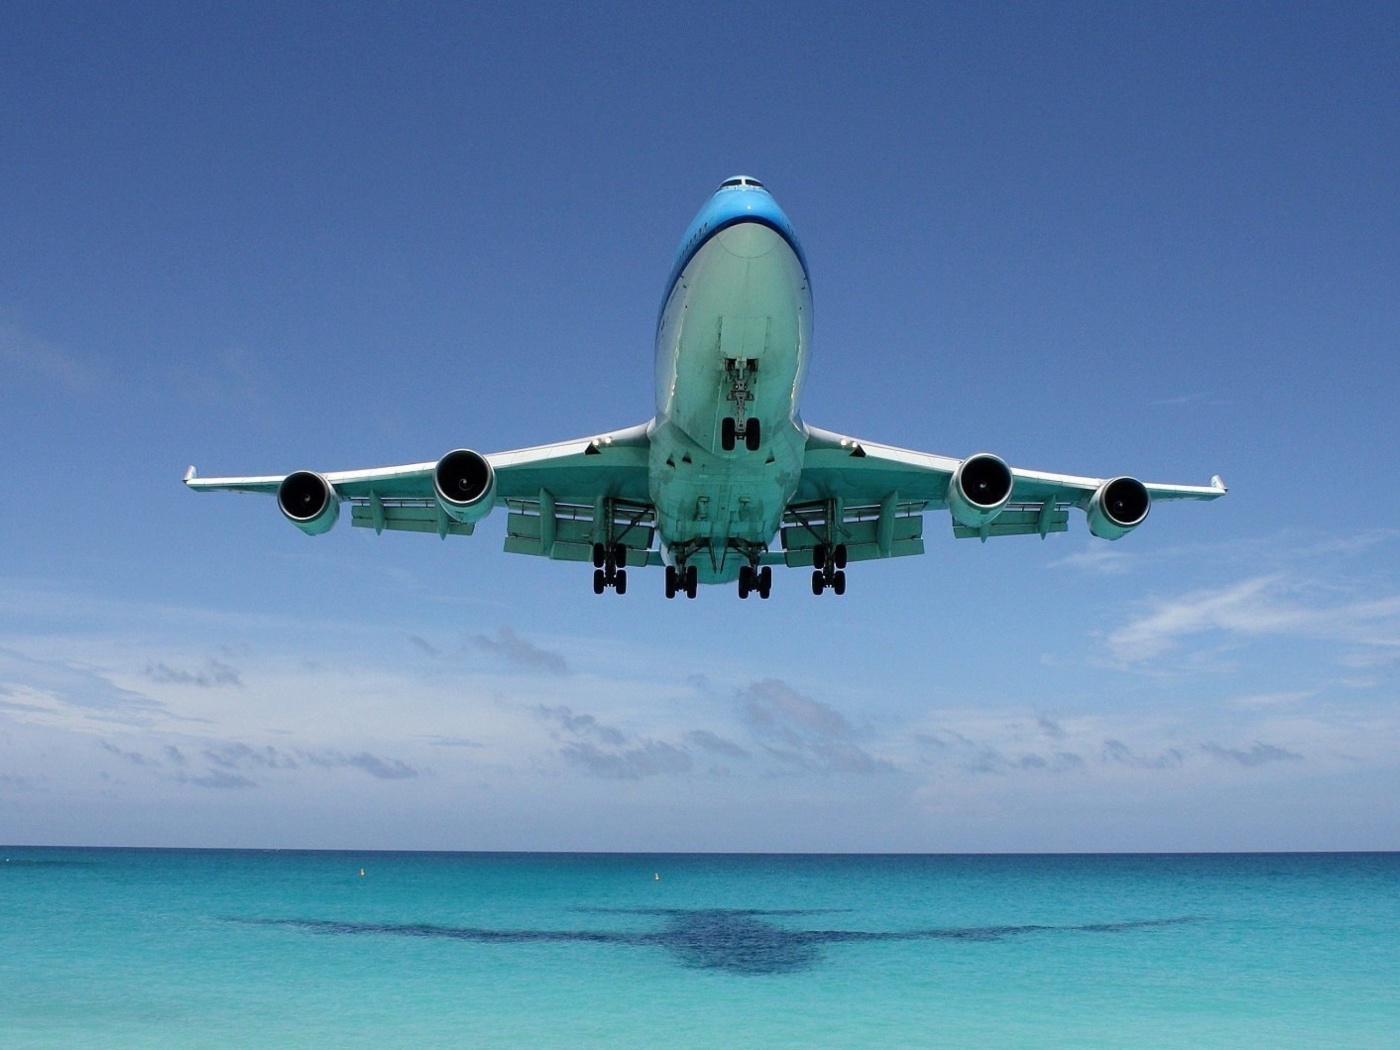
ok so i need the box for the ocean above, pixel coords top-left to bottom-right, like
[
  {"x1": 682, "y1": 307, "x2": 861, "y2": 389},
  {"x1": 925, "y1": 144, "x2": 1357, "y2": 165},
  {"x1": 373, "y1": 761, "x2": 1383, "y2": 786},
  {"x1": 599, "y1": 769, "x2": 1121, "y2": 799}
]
[{"x1": 2, "y1": 850, "x2": 1396, "y2": 1048}]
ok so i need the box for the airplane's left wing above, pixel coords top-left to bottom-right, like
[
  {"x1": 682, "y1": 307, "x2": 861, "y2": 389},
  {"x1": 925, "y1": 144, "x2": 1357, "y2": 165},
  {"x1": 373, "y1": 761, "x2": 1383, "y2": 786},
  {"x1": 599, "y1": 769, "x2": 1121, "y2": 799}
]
[
  {"x1": 185, "y1": 422, "x2": 657, "y2": 565},
  {"x1": 779, "y1": 424, "x2": 1225, "y2": 566}
]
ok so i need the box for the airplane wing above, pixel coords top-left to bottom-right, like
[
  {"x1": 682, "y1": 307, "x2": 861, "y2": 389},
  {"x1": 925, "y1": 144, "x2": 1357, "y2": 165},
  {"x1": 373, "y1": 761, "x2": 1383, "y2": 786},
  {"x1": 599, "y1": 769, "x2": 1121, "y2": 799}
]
[
  {"x1": 184, "y1": 422, "x2": 658, "y2": 565},
  {"x1": 778, "y1": 424, "x2": 1226, "y2": 566}
]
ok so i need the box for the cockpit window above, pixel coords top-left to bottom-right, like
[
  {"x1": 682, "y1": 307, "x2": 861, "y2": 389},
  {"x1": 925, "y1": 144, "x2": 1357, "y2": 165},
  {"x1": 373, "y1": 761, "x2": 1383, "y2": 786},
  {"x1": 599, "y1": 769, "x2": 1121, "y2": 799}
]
[{"x1": 718, "y1": 176, "x2": 766, "y2": 190}]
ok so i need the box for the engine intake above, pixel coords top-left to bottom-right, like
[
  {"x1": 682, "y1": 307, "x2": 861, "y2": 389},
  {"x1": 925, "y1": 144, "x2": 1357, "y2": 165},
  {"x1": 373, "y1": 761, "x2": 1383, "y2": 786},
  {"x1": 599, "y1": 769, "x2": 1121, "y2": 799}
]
[
  {"x1": 948, "y1": 453, "x2": 1013, "y2": 528},
  {"x1": 433, "y1": 448, "x2": 497, "y2": 524},
  {"x1": 277, "y1": 471, "x2": 339, "y2": 535},
  {"x1": 1086, "y1": 476, "x2": 1150, "y2": 539}
]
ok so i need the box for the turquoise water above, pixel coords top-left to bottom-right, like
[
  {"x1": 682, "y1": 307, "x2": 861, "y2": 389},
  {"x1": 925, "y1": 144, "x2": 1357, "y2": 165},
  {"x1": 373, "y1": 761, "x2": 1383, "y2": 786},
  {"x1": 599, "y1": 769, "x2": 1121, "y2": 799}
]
[{"x1": 2, "y1": 851, "x2": 1397, "y2": 1049}]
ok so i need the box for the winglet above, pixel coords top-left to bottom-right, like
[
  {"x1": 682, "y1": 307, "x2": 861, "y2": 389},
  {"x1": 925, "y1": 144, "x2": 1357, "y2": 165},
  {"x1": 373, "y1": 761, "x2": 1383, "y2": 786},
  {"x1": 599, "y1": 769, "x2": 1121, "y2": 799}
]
[
  {"x1": 184, "y1": 465, "x2": 197, "y2": 484},
  {"x1": 1211, "y1": 475, "x2": 1227, "y2": 492}
]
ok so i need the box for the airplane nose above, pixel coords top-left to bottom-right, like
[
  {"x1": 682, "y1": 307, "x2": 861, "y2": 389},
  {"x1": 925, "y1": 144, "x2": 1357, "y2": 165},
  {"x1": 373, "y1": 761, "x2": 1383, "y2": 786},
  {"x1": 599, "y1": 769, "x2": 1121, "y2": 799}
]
[{"x1": 717, "y1": 221, "x2": 779, "y2": 260}]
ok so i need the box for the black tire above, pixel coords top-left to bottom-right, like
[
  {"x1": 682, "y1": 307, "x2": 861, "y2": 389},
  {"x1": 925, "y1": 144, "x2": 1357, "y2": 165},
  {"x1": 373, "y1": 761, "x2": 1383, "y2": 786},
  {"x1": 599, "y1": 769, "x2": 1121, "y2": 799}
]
[
  {"x1": 592, "y1": 543, "x2": 606, "y2": 569},
  {"x1": 745, "y1": 418, "x2": 761, "y2": 451},
  {"x1": 615, "y1": 569, "x2": 627, "y2": 595},
  {"x1": 720, "y1": 416, "x2": 736, "y2": 452},
  {"x1": 832, "y1": 570, "x2": 846, "y2": 595},
  {"x1": 813, "y1": 544, "x2": 827, "y2": 570},
  {"x1": 812, "y1": 570, "x2": 825, "y2": 596},
  {"x1": 593, "y1": 569, "x2": 606, "y2": 594},
  {"x1": 664, "y1": 565, "x2": 677, "y2": 599},
  {"x1": 738, "y1": 564, "x2": 752, "y2": 599},
  {"x1": 685, "y1": 564, "x2": 699, "y2": 599},
  {"x1": 759, "y1": 566, "x2": 772, "y2": 599},
  {"x1": 833, "y1": 544, "x2": 848, "y2": 570},
  {"x1": 613, "y1": 544, "x2": 627, "y2": 568}
]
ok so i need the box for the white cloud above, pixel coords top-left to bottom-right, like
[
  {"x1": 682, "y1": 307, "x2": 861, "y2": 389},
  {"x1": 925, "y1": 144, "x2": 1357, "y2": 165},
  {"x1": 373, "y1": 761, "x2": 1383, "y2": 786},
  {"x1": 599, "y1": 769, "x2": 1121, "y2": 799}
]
[{"x1": 1106, "y1": 574, "x2": 1400, "y2": 664}]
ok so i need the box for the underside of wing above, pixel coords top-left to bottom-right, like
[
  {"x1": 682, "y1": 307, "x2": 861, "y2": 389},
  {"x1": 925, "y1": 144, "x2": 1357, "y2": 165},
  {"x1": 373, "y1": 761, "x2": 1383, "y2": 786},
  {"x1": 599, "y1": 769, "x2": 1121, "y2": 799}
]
[
  {"x1": 788, "y1": 424, "x2": 1225, "y2": 560},
  {"x1": 185, "y1": 422, "x2": 657, "y2": 560}
]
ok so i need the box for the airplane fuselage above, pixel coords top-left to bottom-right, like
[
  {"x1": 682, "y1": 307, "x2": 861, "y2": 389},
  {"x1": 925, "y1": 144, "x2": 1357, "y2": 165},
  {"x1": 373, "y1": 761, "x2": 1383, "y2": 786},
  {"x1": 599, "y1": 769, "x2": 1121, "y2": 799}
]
[{"x1": 648, "y1": 178, "x2": 813, "y2": 583}]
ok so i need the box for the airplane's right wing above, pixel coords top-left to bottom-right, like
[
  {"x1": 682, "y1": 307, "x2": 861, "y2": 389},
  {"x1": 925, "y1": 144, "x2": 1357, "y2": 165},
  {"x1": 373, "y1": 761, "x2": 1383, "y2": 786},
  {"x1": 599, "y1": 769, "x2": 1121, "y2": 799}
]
[
  {"x1": 778, "y1": 424, "x2": 1225, "y2": 566},
  {"x1": 185, "y1": 422, "x2": 658, "y2": 565}
]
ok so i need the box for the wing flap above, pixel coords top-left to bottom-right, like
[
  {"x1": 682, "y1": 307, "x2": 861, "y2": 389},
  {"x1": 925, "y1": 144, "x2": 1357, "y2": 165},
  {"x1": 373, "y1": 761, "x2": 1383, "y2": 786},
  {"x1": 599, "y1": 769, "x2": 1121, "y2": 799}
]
[{"x1": 349, "y1": 499, "x2": 475, "y2": 538}]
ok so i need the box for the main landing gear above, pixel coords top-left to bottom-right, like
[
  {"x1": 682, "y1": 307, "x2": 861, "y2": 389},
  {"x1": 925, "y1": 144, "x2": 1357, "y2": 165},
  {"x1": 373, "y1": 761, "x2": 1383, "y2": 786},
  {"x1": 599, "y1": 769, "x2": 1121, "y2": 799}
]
[
  {"x1": 591, "y1": 542, "x2": 628, "y2": 595},
  {"x1": 664, "y1": 563, "x2": 699, "y2": 600},
  {"x1": 810, "y1": 543, "x2": 848, "y2": 596},
  {"x1": 737, "y1": 564, "x2": 772, "y2": 600}
]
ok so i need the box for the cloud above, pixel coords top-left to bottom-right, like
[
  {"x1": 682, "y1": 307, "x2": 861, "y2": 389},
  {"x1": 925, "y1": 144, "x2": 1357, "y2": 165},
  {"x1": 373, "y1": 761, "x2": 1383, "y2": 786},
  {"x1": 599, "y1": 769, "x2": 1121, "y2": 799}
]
[
  {"x1": 0, "y1": 647, "x2": 166, "y2": 724},
  {"x1": 144, "y1": 659, "x2": 243, "y2": 688},
  {"x1": 100, "y1": 740, "x2": 158, "y2": 766},
  {"x1": 1048, "y1": 545, "x2": 1134, "y2": 575},
  {"x1": 537, "y1": 705, "x2": 626, "y2": 745},
  {"x1": 178, "y1": 769, "x2": 256, "y2": 790},
  {"x1": 739, "y1": 679, "x2": 891, "y2": 775},
  {"x1": 472, "y1": 628, "x2": 568, "y2": 674},
  {"x1": 204, "y1": 743, "x2": 298, "y2": 770},
  {"x1": 1101, "y1": 739, "x2": 1185, "y2": 770},
  {"x1": 1106, "y1": 574, "x2": 1400, "y2": 664},
  {"x1": 536, "y1": 704, "x2": 695, "y2": 780},
  {"x1": 917, "y1": 728, "x2": 1085, "y2": 776},
  {"x1": 559, "y1": 740, "x2": 693, "y2": 779},
  {"x1": 1200, "y1": 741, "x2": 1303, "y2": 767},
  {"x1": 684, "y1": 729, "x2": 749, "y2": 758}
]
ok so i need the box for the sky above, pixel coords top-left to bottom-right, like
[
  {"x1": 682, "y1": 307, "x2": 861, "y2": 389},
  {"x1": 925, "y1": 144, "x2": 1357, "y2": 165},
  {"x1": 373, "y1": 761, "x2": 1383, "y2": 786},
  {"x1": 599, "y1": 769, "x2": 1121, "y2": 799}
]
[{"x1": 2, "y1": 1, "x2": 1397, "y2": 852}]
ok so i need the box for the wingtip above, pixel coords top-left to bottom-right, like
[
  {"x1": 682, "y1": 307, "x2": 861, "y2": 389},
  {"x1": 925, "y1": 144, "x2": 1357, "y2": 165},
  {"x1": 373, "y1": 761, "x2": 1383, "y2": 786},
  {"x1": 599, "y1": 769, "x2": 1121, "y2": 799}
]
[
  {"x1": 1211, "y1": 474, "x2": 1227, "y2": 492},
  {"x1": 184, "y1": 465, "x2": 197, "y2": 484}
]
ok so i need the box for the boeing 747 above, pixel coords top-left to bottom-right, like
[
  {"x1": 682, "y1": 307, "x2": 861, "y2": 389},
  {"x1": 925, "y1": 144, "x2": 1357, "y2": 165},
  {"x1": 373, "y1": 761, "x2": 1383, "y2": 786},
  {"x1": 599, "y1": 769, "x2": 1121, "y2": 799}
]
[{"x1": 186, "y1": 177, "x2": 1225, "y2": 599}]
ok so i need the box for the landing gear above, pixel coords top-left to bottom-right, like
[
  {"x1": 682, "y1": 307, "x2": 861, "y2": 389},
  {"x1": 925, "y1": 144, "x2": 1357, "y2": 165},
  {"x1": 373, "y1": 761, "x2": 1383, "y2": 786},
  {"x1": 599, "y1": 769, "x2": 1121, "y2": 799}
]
[
  {"x1": 720, "y1": 416, "x2": 761, "y2": 452},
  {"x1": 811, "y1": 544, "x2": 848, "y2": 595},
  {"x1": 737, "y1": 564, "x2": 772, "y2": 600},
  {"x1": 590, "y1": 542, "x2": 629, "y2": 594},
  {"x1": 665, "y1": 563, "x2": 699, "y2": 600}
]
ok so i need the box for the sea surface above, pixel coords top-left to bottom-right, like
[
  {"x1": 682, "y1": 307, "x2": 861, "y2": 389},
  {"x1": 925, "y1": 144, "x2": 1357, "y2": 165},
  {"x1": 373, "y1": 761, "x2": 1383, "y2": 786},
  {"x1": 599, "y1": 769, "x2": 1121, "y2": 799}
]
[{"x1": 2, "y1": 850, "x2": 1397, "y2": 1049}]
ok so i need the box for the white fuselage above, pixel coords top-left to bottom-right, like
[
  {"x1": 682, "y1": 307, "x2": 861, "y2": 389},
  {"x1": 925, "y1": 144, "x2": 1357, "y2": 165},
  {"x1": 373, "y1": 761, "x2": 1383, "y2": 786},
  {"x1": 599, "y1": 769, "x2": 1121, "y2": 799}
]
[{"x1": 648, "y1": 185, "x2": 813, "y2": 583}]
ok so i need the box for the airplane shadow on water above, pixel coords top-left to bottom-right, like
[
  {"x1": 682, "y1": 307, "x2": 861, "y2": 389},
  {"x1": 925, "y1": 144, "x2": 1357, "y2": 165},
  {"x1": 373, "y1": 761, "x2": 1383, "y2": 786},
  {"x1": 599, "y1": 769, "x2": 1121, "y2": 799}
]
[{"x1": 235, "y1": 908, "x2": 1197, "y2": 976}]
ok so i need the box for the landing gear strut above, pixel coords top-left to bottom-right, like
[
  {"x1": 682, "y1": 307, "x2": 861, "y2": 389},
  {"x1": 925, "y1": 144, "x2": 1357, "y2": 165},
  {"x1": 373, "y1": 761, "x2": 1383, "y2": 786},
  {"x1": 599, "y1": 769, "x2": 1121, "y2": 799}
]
[
  {"x1": 811, "y1": 543, "x2": 848, "y2": 595},
  {"x1": 720, "y1": 359, "x2": 761, "y2": 452},
  {"x1": 590, "y1": 542, "x2": 628, "y2": 595}
]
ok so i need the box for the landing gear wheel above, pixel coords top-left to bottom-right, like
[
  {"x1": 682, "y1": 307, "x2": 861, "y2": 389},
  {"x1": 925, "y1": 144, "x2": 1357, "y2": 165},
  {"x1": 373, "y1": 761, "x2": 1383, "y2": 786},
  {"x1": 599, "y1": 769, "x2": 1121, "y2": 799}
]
[
  {"x1": 614, "y1": 569, "x2": 627, "y2": 595},
  {"x1": 813, "y1": 544, "x2": 827, "y2": 571},
  {"x1": 738, "y1": 564, "x2": 752, "y2": 599},
  {"x1": 758, "y1": 565, "x2": 772, "y2": 599},
  {"x1": 832, "y1": 570, "x2": 846, "y2": 596},
  {"x1": 720, "y1": 416, "x2": 736, "y2": 452},
  {"x1": 593, "y1": 569, "x2": 606, "y2": 595},
  {"x1": 812, "y1": 570, "x2": 825, "y2": 596},
  {"x1": 833, "y1": 544, "x2": 848, "y2": 570},
  {"x1": 664, "y1": 565, "x2": 678, "y2": 599},
  {"x1": 685, "y1": 564, "x2": 699, "y2": 599},
  {"x1": 592, "y1": 543, "x2": 606, "y2": 568},
  {"x1": 745, "y1": 418, "x2": 761, "y2": 451},
  {"x1": 612, "y1": 544, "x2": 627, "y2": 569}
]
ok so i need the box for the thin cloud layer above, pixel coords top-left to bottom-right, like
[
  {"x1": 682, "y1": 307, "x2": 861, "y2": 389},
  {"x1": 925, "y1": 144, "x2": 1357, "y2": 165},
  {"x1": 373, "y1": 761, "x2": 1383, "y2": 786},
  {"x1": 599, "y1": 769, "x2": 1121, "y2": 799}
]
[{"x1": 739, "y1": 679, "x2": 891, "y2": 775}]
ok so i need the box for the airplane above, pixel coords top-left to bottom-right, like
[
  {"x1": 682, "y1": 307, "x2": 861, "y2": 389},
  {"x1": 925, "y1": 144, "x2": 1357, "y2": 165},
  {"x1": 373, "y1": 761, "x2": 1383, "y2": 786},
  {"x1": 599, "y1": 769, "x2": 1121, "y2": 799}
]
[{"x1": 186, "y1": 176, "x2": 1226, "y2": 599}]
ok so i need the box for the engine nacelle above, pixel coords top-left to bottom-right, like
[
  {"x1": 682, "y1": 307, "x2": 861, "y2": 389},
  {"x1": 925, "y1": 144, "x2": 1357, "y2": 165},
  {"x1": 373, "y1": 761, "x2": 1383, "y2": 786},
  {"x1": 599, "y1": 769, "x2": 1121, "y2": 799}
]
[
  {"x1": 433, "y1": 448, "x2": 497, "y2": 524},
  {"x1": 948, "y1": 453, "x2": 1014, "y2": 528},
  {"x1": 277, "y1": 471, "x2": 340, "y2": 535},
  {"x1": 1086, "y1": 476, "x2": 1151, "y2": 539}
]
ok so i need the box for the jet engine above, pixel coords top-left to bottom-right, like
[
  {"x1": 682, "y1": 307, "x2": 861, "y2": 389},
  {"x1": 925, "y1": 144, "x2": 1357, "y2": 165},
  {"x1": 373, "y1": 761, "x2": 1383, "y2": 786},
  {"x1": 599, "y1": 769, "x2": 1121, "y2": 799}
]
[
  {"x1": 433, "y1": 448, "x2": 497, "y2": 524},
  {"x1": 947, "y1": 453, "x2": 1014, "y2": 528},
  {"x1": 277, "y1": 471, "x2": 340, "y2": 535},
  {"x1": 1086, "y1": 476, "x2": 1151, "y2": 539}
]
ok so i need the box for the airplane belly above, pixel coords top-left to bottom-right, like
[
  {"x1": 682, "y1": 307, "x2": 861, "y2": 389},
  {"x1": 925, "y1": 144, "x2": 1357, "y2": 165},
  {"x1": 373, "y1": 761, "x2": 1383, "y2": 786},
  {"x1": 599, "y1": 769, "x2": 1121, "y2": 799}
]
[{"x1": 649, "y1": 221, "x2": 811, "y2": 583}]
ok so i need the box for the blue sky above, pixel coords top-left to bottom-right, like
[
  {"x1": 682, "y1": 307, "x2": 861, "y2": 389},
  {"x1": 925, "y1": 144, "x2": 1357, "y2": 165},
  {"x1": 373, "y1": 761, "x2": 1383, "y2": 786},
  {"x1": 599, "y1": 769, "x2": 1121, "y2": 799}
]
[{"x1": 2, "y1": 1, "x2": 1397, "y2": 851}]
